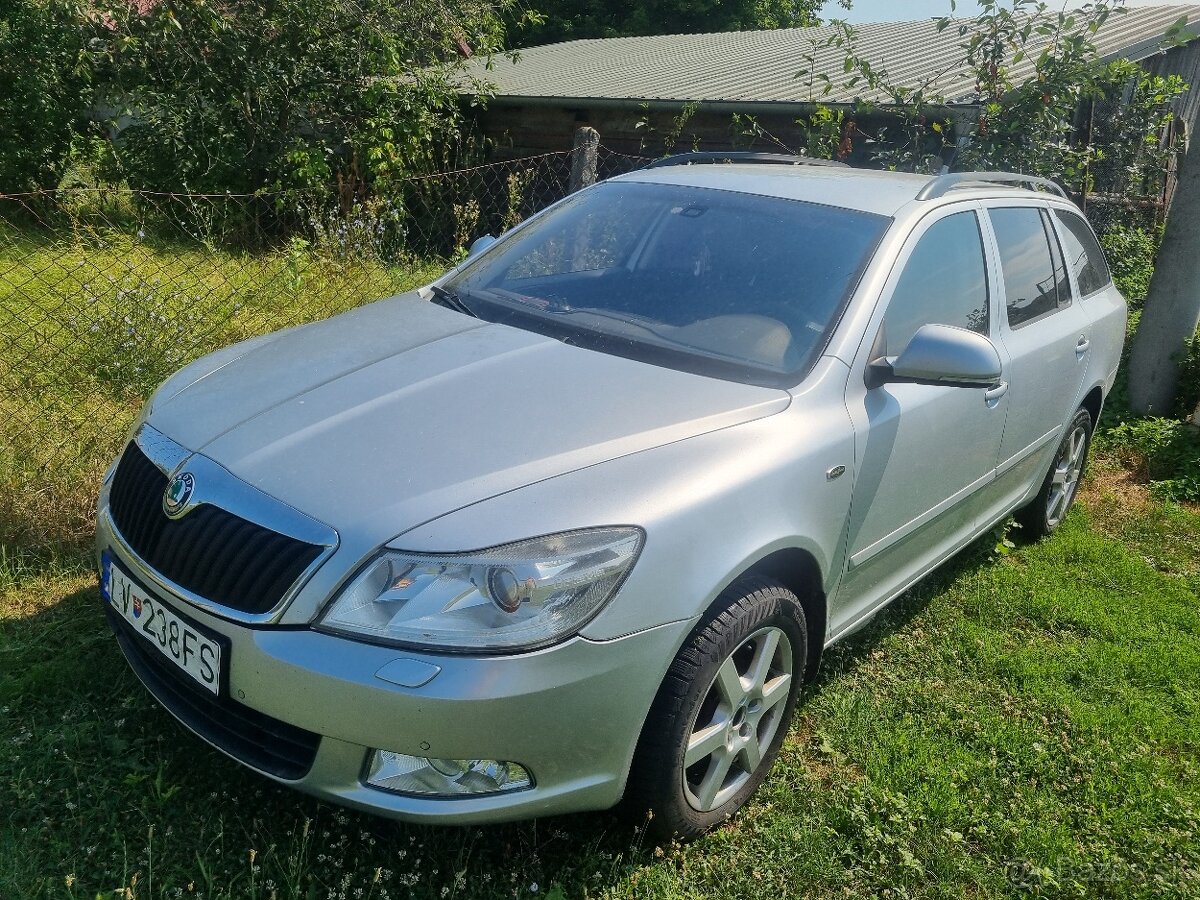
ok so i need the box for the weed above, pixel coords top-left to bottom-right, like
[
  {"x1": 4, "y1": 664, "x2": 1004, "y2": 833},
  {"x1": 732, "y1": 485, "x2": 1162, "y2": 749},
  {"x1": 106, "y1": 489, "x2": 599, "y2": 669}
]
[
  {"x1": 1173, "y1": 324, "x2": 1200, "y2": 421},
  {"x1": 1099, "y1": 225, "x2": 1160, "y2": 306},
  {"x1": 1097, "y1": 416, "x2": 1200, "y2": 503}
]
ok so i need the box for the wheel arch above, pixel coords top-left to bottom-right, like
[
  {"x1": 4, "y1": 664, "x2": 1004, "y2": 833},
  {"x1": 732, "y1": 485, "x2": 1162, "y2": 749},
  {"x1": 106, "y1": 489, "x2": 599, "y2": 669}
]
[
  {"x1": 706, "y1": 547, "x2": 827, "y2": 682},
  {"x1": 1081, "y1": 383, "x2": 1104, "y2": 427}
]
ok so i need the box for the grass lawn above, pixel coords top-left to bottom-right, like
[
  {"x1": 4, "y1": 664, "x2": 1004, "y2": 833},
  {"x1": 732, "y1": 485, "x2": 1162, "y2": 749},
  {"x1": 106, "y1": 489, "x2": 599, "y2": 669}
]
[{"x1": 1, "y1": 456, "x2": 1197, "y2": 900}]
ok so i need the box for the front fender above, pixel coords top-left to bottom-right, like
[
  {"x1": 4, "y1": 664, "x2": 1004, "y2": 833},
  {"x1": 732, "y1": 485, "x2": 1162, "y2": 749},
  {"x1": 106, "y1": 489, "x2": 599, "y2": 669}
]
[{"x1": 394, "y1": 359, "x2": 856, "y2": 644}]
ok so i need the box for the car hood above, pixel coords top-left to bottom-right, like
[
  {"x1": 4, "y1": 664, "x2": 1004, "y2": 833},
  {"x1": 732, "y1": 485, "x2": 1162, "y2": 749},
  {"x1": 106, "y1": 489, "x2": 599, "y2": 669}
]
[{"x1": 148, "y1": 291, "x2": 791, "y2": 547}]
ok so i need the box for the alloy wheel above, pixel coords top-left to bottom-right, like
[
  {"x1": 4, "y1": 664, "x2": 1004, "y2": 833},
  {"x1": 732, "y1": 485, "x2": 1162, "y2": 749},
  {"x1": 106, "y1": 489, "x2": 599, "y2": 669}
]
[
  {"x1": 1046, "y1": 423, "x2": 1088, "y2": 528},
  {"x1": 682, "y1": 626, "x2": 793, "y2": 812}
]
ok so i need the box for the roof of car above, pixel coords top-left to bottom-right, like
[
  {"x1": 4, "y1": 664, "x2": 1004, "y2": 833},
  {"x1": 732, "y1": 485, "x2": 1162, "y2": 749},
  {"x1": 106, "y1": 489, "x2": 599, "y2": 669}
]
[{"x1": 614, "y1": 164, "x2": 944, "y2": 217}]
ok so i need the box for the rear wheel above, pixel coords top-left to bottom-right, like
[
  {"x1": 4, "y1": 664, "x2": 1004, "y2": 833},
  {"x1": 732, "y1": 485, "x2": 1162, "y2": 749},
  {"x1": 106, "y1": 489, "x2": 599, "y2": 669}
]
[
  {"x1": 627, "y1": 577, "x2": 806, "y2": 840},
  {"x1": 1016, "y1": 407, "x2": 1093, "y2": 539}
]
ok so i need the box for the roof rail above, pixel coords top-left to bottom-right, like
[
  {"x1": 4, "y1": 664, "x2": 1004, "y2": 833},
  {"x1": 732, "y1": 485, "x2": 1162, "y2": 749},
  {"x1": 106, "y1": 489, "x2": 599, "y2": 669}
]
[
  {"x1": 916, "y1": 171, "x2": 1069, "y2": 201},
  {"x1": 644, "y1": 152, "x2": 848, "y2": 169}
]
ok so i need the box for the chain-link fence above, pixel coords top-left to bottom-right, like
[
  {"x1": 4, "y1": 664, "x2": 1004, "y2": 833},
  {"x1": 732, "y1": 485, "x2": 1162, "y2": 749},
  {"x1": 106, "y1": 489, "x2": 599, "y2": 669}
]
[{"x1": 0, "y1": 146, "x2": 648, "y2": 555}]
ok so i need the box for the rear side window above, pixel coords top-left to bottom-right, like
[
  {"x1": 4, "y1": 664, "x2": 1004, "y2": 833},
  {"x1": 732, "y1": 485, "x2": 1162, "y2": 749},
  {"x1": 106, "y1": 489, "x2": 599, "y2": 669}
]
[
  {"x1": 1054, "y1": 210, "x2": 1111, "y2": 296},
  {"x1": 883, "y1": 211, "x2": 989, "y2": 354},
  {"x1": 990, "y1": 207, "x2": 1067, "y2": 328}
]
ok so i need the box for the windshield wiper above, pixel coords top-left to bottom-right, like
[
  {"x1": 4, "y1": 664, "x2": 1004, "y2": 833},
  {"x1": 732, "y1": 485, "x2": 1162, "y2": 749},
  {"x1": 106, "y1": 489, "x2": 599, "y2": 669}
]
[
  {"x1": 546, "y1": 306, "x2": 666, "y2": 337},
  {"x1": 428, "y1": 284, "x2": 479, "y2": 319}
]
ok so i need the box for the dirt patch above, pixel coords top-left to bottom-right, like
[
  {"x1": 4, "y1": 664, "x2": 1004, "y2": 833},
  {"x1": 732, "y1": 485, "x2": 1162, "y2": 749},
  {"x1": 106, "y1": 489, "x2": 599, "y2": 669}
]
[
  {"x1": 1078, "y1": 452, "x2": 1155, "y2": 530},
  {"x1": 782, "y1": 716, "x2": 866, "y2": 789}
]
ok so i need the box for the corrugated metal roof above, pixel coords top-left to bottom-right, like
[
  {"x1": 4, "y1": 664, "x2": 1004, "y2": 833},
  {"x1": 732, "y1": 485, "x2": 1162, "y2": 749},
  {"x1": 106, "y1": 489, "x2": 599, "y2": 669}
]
[{"x1": 467, "y1": 5, "x2": 1200, "y2": 108}]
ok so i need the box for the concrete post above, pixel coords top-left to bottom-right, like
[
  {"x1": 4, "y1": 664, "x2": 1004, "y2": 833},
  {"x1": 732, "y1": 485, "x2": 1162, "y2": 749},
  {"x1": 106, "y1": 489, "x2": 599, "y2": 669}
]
[
  {"x1": 569, "y1": 127, "x2": 600, "y2": 193},
  {"x1": 1128, "y1": 139, "x2": 1200, "y2": 415}
]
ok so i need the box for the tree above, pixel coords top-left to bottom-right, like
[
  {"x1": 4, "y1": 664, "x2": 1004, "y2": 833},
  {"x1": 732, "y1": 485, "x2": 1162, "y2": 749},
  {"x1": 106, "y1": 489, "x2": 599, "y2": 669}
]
[
  {"x1": 90, "y1": 0, "x2": 515, "y2": 197},
  {"x1": 0, "y1": 0, "x2": 91, "y2": 192},
  {"x1": 814, "y1": 0, "x2": 1183, "y2": 178},
  {"x1": 508, "y1": 0, "x2": 824, "y2": 48}
]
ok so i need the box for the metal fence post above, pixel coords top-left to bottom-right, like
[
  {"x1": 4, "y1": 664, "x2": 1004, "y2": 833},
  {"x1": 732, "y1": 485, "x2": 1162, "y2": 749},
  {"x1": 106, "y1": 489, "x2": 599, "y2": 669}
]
[{"x1": 569, "y1": 127, "x2": 600, "y2": 193}]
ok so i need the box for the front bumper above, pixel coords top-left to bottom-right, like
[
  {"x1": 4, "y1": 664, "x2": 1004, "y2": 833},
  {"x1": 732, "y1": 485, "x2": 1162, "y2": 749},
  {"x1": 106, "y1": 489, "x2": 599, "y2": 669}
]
[{"x1": 96, "y1": 512, "x2": 688, "y2": 824}]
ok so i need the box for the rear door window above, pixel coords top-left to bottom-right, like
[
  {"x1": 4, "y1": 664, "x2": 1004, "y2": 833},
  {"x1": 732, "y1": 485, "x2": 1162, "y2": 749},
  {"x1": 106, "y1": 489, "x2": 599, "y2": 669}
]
[
  {"x1": 1053, "y1": 210, "x2": 1112, "y2": 296},
  {"x1": 990, "y1": 207, "x2": 1068, "y2": 328}
]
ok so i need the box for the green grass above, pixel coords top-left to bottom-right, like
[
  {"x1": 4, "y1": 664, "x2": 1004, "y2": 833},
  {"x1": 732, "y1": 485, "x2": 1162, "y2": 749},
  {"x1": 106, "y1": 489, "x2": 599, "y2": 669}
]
[
  {"x1": 1, "y1": 474, "x2": 1197, "y2": 900},
  {"x1": 0, "y1": 218, "x2": 443, "y2": 553}
]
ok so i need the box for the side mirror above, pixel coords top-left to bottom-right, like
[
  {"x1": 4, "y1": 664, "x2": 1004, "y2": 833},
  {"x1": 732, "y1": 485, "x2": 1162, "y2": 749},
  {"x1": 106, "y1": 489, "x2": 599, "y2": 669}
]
[
  {"x1": 468, "y1": 234, "x2": 497, "y2": 258},
  {"x1": 869, "y1": 323, "x2": 1002, "y2": 389}
]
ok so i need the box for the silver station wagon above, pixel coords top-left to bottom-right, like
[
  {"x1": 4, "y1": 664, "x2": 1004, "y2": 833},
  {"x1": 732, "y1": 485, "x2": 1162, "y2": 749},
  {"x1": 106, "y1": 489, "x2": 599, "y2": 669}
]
[{"x1": 97, "y1": 154, "x2": 1126, "y2": 838}]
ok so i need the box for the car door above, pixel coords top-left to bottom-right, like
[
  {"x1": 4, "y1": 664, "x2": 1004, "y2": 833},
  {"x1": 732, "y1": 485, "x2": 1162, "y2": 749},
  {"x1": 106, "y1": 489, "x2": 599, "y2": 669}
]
[
  {"x1": 834, "y1": 205, "x2": 1009, "y2": 636},
  {"x1": 1051, "y1": 208, "x2": 1126, "y2": 392},
  {"x1": 977, "y1": 204, "x2": 1093, "y2": 519}
]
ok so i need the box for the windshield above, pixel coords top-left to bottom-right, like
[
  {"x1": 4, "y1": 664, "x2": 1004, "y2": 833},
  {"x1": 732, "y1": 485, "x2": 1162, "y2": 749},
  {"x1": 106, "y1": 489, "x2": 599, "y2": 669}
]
[{"x1": 445, "y1": 180, "x2": 889, "y2": 387}]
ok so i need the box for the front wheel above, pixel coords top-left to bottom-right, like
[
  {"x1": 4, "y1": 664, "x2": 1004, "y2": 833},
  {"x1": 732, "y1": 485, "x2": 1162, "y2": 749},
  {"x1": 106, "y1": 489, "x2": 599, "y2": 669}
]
[
  {"x1": 626, "y1": 577, "x2": 807, "y2": 840},
  {"x1": 1016, "y1": 407, "x2": 1093, "y2": 539}
]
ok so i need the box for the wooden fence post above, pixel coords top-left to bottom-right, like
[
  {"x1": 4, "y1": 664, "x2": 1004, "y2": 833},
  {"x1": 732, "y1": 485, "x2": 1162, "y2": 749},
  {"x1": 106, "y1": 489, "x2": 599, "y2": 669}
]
[{"x1": 569, "y1": 126, "x2": 600, "y2": 193}]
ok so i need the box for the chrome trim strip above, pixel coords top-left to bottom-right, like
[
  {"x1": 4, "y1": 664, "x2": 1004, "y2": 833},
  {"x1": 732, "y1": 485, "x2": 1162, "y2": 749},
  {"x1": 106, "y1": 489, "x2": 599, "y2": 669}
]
[
  {"x1": 105, "y1": 425, "x2": 341, "y2": 625},
  {"x1": 136, "y1": 425, "x2": 192, "y2": 476},
  {"x1": 134, "y1": 425, "x2": 339, "y2": 548}
]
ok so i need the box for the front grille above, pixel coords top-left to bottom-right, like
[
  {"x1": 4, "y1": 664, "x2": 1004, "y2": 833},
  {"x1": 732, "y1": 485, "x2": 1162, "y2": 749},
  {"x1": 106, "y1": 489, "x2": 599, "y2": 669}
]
[
  {"x1": 109, "y1": 610, "x2": 320, "y2": 780},
  {"x1": 108, "y1": 442, "x2": 323, "y2": 615}
]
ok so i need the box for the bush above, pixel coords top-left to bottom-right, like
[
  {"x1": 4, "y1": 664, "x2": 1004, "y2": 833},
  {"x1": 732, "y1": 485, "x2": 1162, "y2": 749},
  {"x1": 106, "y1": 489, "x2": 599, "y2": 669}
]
[
  {"x1": 1099, "y1": 225, "x2": 1160, "y2": 306},
  {"x1": 0, "y1": 0, "x2": 91, "y2": 192},
  {"x1": 1174, "y1": 326, "x2": 1200, "y2": 421},
  {"x1": 1099, "y1": 417, "x2": 1200, "y2": 503},
  {"x1": 94, "y1": 0, "x2": 510, "y2": 200}
]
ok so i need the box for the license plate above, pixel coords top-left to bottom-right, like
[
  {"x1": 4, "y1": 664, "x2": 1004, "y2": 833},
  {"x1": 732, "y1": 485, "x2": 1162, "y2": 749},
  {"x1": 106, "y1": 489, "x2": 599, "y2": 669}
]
[{"x1": 102, "y1": 553, "x2": 222, "y2": 695}]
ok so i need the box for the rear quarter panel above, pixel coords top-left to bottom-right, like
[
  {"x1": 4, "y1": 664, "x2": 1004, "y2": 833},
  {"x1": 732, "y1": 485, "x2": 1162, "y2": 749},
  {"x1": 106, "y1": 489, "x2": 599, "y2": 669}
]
[{"x1": 1080, "y1": 283, "x2": 1129, "y2": 398}]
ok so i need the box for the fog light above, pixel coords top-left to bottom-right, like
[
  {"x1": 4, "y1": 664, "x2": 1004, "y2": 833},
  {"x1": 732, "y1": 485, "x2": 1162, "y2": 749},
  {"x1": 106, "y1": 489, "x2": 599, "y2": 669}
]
[{"x1": 365, "y1": 750, "x2": 533, "y2": 796}]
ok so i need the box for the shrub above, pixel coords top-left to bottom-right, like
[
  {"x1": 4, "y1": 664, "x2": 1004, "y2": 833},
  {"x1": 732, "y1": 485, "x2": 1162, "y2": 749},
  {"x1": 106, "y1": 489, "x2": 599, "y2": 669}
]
[
  {"x1": 1174, "y1": 326, "x2": 1200, "y2": 421},
  {"x1": 1100, "y1": 417, "x2": 1200, "y2": 503},
  {"x1": 93, "y1": 0, "x2": 511, "y2": 201},
  {"x1": 1099, "y1": 225, "x2": 1160, "y2": 306}
]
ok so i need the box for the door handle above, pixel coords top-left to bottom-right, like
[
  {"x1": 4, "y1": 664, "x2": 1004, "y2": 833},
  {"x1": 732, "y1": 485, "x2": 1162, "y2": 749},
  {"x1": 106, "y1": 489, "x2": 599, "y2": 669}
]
[
  {"x1": 1076, "y1": 336, "x2": 1091, "y2": 354},
  {"x1": 984, "y1": 381, "x2": 1009, "y2": 404}
]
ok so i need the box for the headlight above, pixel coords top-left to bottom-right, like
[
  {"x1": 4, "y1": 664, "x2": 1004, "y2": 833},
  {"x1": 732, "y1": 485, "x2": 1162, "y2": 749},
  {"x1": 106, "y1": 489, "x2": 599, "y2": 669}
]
[{"x1": 317, "y1": 528, "x2": 643, "y2": 651}]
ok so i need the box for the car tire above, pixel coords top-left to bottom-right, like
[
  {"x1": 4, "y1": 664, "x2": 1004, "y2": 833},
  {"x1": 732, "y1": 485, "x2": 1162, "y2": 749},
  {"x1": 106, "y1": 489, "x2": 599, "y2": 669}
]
[
  {"x1": 1016, "y1": 407, "x2": 1093, "y2": 540},
  {"x1": 626, "y1": 577, "x2": 807, "y2": 840}
]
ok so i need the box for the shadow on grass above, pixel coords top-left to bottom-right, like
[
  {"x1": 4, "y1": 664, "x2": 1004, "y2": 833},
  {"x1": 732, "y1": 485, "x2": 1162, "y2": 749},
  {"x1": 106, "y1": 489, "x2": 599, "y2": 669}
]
[{"x1": 1, "y1": 575, "x2": 651, "y2": 898}]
